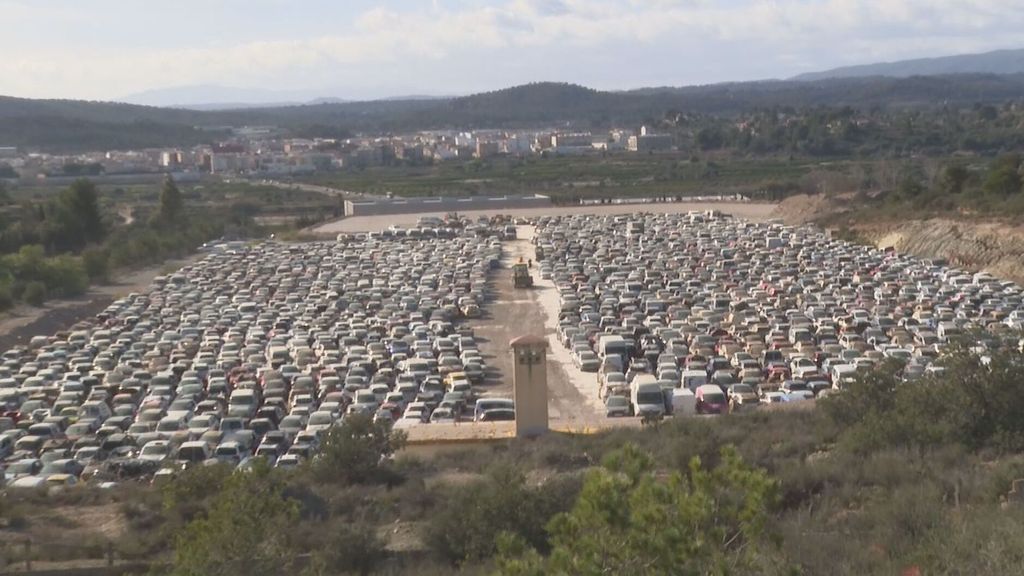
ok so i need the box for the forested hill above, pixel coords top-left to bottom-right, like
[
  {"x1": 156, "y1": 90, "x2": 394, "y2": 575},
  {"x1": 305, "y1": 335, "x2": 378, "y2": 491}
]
[
  {"x1": 4, "y1": 74, "x2": 1024, "y2": 152},
  {"x1": 794, "y1": 48, "x2": 1024, "y2": 81}
]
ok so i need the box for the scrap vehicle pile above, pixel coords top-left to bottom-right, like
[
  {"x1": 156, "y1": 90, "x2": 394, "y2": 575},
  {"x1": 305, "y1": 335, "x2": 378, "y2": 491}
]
[
  {"x1": 0, "y1": 228, "x2": 514, "y2": 487},
  {"x1": 532, "y1": 212, "x2": 1023, "y2": 417}
]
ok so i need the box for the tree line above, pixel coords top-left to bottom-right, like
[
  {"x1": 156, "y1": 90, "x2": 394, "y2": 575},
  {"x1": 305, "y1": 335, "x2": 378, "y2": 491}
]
[{"x1": 0, "y1": 176, "x2": 224, "y2": 310}]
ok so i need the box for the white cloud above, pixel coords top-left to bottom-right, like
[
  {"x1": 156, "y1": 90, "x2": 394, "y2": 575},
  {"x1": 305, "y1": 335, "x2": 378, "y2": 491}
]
[{"x1": 0, "y1": 0, "x2": 1022, "y2": 99}]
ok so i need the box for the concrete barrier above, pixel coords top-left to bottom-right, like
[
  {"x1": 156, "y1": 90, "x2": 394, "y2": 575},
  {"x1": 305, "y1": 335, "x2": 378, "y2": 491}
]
[{"x1": 345, "y1": 195, "x2": 551, "y2": 216}]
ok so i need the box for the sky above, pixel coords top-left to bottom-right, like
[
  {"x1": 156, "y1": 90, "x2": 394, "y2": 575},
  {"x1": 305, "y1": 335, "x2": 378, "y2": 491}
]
[{"x1": 0, "y1": 0, "x2": 1022, "y2": 104}]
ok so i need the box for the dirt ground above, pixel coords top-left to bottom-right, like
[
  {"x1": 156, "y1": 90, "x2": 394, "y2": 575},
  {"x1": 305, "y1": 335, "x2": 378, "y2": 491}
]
[
  {"x1": 314, "y1": 201, "x2": 778, "y2": 234},
  {"x1": 466, "y1": 226, "x2": 610, "y2": 432},
  {"x1": 0, "y1": 256, "x2": 202, "y2": 351}
]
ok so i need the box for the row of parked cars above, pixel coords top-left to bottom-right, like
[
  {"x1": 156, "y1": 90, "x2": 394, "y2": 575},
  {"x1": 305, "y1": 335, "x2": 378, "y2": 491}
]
[
  {"x1": 533, "y1": 211, "x2": 1023, "y2": 419},
  {"x1": 0, "y1": 232, "x2": 517, "y2": 488}
]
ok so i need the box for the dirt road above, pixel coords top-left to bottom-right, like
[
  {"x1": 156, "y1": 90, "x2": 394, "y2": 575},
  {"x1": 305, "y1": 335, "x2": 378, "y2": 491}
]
[{"x1": 462, "y1": 226, "x2": 633, "y2": 433}]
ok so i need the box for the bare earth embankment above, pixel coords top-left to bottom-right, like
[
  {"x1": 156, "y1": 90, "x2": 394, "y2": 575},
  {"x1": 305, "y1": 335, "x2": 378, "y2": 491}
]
[{"x1": 774, "y1": 194, "x2": 1024, "y2": 285}]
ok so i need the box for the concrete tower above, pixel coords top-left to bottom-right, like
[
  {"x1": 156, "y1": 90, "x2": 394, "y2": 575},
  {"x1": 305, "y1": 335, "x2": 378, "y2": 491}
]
[{"x1": 510, "y1": 335, "x2": 549, "y2": 437}]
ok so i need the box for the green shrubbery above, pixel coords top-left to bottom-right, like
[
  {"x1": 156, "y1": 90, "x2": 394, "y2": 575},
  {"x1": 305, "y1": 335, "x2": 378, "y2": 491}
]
[
  {"x1": 0, "y1": 245, "x2": 90, "y2": 308},
  {"x1": 822, "y1": 340, "x2": 1024, "y2": 452},
  {"x1": 425, "y1": 465, "x2": 579, "y2": 564},
  {"x1": 0, "y1": 177, "x2": 255, "y2": 310},
  {"x1": 14, "y1": 342, "x2": 1024, "y2": 575},
  {"x1": 497, "y1": 444, "x2": 785, "y2": 576}
]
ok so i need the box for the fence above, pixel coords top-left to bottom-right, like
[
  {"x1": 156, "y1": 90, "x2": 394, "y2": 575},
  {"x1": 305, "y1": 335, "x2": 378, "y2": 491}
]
[{"x1": 0, "y1": 540, "x2": 150, "y2": 576}]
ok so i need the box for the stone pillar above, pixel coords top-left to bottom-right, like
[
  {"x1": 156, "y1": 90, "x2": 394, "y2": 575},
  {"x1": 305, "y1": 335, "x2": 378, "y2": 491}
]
[{"x1": 510, "y1": 335, "x2": 549, "y2": 437}]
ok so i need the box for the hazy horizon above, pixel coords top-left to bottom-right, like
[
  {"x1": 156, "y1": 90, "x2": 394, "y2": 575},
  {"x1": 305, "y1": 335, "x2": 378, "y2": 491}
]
[{"x1": 2, "y1": 0, "x2": 1022, "y2": 104}]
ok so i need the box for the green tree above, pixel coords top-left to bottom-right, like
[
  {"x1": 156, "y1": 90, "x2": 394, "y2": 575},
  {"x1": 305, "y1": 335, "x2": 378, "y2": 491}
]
[
  {"x1": 939, "y1": 163, "x2": 970, "y2": 195},
  {"x1": 497, "y1": 444, "x2": 783, "y2": 575},
  {"x1": 81, "y1": 247, "x2": 110, "y2": 282},
  {"x1": 170, "y1": 461, "x2": 299, "y2": 576},
  {"x1": 159, "y1": 175, "x2": 185, "y2": 223},
  {"x1": 982, "y1": 156, "x2": 1022, "y2": 197},
  {"x1": 426, "y1": 465, "x2": 578, "y2": 564},
  {"x1": 821, "y1": 339, "x2": 1024, "y2": 452},
  {"x1": 0, "y1": 180, "x2": 12, "y2": 204},
  {"x1": 22, "y1": 281, "x2": 46, "y2": 307},
  {"x1": 53, "y1": 179, "x2": 105, "y2": 251},
  {"x1": 309, "y1": 413, "x2": 406, "y2": 485}
]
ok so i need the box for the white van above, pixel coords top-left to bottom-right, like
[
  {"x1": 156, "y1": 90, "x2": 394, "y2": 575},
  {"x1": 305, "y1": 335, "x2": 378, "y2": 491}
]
[
  {"x1": 670, "y1": 388, "x2": 696, "y2": 417},
  {"x1": 597, "y1": 335, "x2": 630, "y2": 361},
  {"x1": 830, "y1": 364, "x2": 858, "y2": 389},
  {"x1": 630, "y1": 375, "x2": 665, "y2": 418}
]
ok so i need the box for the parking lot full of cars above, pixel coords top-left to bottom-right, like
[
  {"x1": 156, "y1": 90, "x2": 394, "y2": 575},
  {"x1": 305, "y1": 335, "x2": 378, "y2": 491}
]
[
  {"x1": 531, "y1": 212, "x2": 1024, "y2": 419},
  {"x1": 0, "y1": 219, "x2": 521, "y2": 487}
]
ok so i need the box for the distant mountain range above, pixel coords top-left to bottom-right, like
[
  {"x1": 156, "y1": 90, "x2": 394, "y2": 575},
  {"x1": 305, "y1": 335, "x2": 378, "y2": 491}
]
[
  {"x1": 120, "y1": 84, "x2": 452, "y2": 110},
  {"x1": 793, "y1": 48, "x2": 1024, "y2": 81},
  {"x1": 121, "y1": 85, "x2": 345, "y2": 110},
  {"x1": 3, "y1": 69, "x2": 1024, "y2": 152}
]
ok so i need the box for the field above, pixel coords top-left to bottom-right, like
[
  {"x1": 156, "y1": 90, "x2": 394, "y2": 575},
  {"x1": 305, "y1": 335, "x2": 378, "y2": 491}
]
[{"x1": 295, "y1": 154, "x2": 839, "y2": 199}]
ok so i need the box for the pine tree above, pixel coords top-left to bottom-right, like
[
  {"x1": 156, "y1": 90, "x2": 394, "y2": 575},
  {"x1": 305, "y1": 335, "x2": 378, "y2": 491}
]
[{"x1": 159, "y1": 175, "x2": 184, "y2": 223}]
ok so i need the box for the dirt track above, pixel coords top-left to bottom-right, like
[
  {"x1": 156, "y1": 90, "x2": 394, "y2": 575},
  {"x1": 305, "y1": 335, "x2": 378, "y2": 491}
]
[
  {"x1": 314, "y1": 201, "x2": 778, "y2": 234},
  {"x1": 465, "y1": 227, "x2": 609, "y2": 432}
]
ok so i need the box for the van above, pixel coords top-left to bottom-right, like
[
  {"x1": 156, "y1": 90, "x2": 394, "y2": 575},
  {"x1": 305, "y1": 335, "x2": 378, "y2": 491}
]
[
  {"x1": 176, "y1": 441, "x2": 212, "y2": 466},
  {"x1": 597, "y1": 335, "x2": 631, "y2": 362},
  {"x1": 630, "y1": 375, "x2": 665, "y2": 418},
  {"x1": 228, "y1": 389, "x2": 258, "y2": 418},
  {"x1": 830, "y1": 364, "x2": 858, "y2": 389},
  {"x1": 670, "y1": 388, "x2": 696, "y2": 417},
  {"x1": 695, "y1": 384, "x2": 728, "y2": 415},
  {"x1": 681, "y1": 370, "x2": 708, "y2": 392}
]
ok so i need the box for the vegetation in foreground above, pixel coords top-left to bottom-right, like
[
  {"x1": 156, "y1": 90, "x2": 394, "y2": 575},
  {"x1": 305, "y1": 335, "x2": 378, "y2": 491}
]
[{"x1": 1, "y1": 341, "x2": 1024, "y2": 574}]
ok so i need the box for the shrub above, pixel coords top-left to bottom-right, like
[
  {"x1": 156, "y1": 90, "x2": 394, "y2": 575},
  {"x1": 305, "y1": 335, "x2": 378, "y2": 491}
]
[
  {"x1": 310, "y1": 414, "x2": 407, "y2": 486},
  {"x1": 497, "y1": 444, "x2": 785, "y2": 575},
  {"x1": 0, "y1": 282, "x2": 13, "y2": 310},
  {"x1": 425, "y1": 465, "x2": 580, "y2": 565},
  {"x1": 308, "y1": 522, "x2": 386, "y2": 576},
  {"x1": 41, "y1": 255, "x2": 89, "y2": 297},
  {"x1": 23, "y1": 281, "x2": 46, "y2": 306},
  {"x1": 81, "y1": 247, "x2": 110, "y2": 282}
]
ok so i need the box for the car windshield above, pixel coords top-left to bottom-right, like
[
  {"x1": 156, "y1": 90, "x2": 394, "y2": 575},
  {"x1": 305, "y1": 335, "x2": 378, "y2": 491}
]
[
  {"x1": 308, "y1": 414, "x2": 332, "y2": 425},
  {"x1": 705, "y1": 393, "x2": 726, "y2": 403},
  {"x1": 142, "y1": 444, "x2": 168, "y2": 455},
  {"x1": 40, "y1": 462, "x2": 67, "y2": 475},
  {"x1": 9, "y1": 461, "x2": 36, "y2": 474},
  {"x1": 637, "y1": 392, "x2": 663, "y2": 404},
  {"x1": 607, "y1": 396, "x2": 629, "y2": 406}
]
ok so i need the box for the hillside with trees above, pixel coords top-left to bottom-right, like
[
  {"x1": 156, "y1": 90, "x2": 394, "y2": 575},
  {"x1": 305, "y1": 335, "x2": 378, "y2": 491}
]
[{"x1": 4, "y1": 75, "x2": 1024, "y2": 151}]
